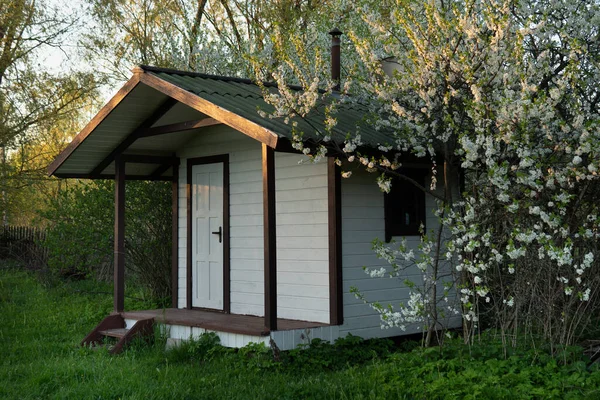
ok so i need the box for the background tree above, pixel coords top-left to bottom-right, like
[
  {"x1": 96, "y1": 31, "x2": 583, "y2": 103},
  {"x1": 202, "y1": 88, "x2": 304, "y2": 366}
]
[
  {"x1": 80, "y1": 0, "x2": 330, "y2": 80},
  {"x1": 0, "y1": 0, "x2": 99, "y2": 225}
]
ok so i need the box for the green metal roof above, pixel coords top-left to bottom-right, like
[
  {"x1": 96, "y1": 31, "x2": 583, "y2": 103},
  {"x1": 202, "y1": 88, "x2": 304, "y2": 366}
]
[{"x1": 141, "y1": 65, "x2": 395, "y2": 148}]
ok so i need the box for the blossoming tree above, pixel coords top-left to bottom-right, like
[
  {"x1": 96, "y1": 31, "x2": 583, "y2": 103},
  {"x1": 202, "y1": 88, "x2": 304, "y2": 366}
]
[{"x1": 250, "y1": 0, "x2": 600, "y2": 347}]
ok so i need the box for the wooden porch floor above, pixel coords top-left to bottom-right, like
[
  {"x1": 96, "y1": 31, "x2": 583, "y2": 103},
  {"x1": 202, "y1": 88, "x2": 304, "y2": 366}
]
[{"x1": 121, "y1": 308, "x2": 328, "y2": 336}]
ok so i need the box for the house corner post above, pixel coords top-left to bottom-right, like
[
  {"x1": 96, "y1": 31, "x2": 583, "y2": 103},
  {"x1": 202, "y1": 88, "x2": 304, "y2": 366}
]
[
  {"x1": 328, "y1": 157, "x2": 343, "y2": 325},
  {"x1": 114, "y1": 155, "x2": 126, "y2": 313},
  {"x1": 262, "y1": 144, "x2": 277, "y2": 331}
]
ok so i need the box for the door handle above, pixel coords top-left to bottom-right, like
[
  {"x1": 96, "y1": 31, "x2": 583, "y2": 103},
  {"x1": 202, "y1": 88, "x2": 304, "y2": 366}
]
[{"x1": 211, "y1": 226, "x2": 222, "y2": 243}]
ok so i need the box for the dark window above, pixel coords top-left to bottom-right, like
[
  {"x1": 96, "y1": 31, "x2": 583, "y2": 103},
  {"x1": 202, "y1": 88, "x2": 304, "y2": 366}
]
[{"x1": 384, "y1": 170, "x2": 427, "y2": 242}]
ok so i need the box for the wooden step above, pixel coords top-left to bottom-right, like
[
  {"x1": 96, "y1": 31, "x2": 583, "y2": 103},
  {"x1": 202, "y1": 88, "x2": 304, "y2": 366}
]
[
  {"x1": 81, "y1": 314, "x2": 124, "y2": 347},
  {"x1": 82, "y1": 314, "x2": 154, "y2": 355},
  {"x1": 98, "y1": 328, "x2": 129, "y2": 339}
]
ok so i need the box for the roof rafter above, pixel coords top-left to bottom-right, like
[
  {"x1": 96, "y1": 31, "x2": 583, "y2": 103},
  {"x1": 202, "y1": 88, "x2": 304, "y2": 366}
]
[
  {"x1": 139, "y1": 117, "x2": 221, "y2": 138},
  {"x1": 90, "y1": 98, "x2": 178, "y2": 177},
  {"x1": 149, "y1": 163, "x2": 173, "y2": 180},
  {"x1": 138, "y1": 73, "x2": 279, "y2": 149}
]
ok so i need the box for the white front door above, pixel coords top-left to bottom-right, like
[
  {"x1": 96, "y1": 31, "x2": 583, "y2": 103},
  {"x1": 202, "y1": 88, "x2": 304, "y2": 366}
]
[{"x1": 191, "y1": 162, "x2": 224, "y2": 310}]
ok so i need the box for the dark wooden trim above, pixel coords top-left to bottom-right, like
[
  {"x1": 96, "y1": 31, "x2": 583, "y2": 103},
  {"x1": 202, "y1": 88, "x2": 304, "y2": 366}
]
[
  {"x1": 186, "y1": 154, "x2": 231, "y2": 312},
  {"x1": 187, "y1": 155, "x2": 230, "y2": 166},
  {"x1": 56, "y1": 155, "x2": 179, "y2": 181},
  {"x1": 262, "y1": 144, "x2": 277, "y2": 331},
  {"x1": 109, "y1": 317, "x2": 154, "y2": 355},
  {"x1": 140, "y1": 117, "x2": 222, "y2": 138},
  {"x1": 81, "y1": 314, "x2": 125, "y2": 346},
  {"x1": 114, "y1": 156, "x2": 126, "y2": 313},
  {"x1": 190, "y1": 306, "x2": 227, "y2": 313},
  {"x1": 139, "y1": 73, "x2": 280, "y2": 149},
  {"x1": 186, "y1": 162, "x2": 192, "y2": 309},
  {"x1": 222, "y1": 158, "x2": 231, "y2": 314},
  {"x1": 171, "y1": 158, "x2": 180, "y2": 309},
  {"x1": 47, "y1": 76, "x2": 141, "y2": 176},
  {"x1": 53, "y1": 172, "x2": 173, "y2": 181},
  {"x1": 150, "y1": 163, "x2": 172, "y2": 180},
  {"x1": 328, "y1": 157, "x2": 343, "y2": 325},
  {"x1": 90, "y1": 98, "x2": 178, "y2": 177},
  {"x1": 273, "y1": 137, "x2": 302, "y2": 153},
  {"x1": 123, "y1": 308, "x2": 328, "y2": 337},
  {"x1": 120, "y1": 154, "x2": 179, "y2": 165}
]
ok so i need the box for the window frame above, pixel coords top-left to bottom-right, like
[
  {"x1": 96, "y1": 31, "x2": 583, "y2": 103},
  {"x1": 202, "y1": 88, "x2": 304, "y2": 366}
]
[{"x1": 383, "y1": 169, "x2": 427, "y2": 242}]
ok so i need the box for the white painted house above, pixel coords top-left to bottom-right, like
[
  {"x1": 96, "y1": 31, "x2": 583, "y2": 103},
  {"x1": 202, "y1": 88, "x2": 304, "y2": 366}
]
[{"x1": 48, "y1": 65, "x2": 458, "y2": 352}]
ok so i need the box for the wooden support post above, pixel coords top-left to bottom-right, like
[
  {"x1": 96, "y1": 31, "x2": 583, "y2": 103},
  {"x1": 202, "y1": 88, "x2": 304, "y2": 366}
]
[
  {"x1": 171, "y1": 158, "x2": 180, "y2": 308},
  {"x1": 262, "y1": 144, "x2": 277, "y2": 331},
  {"x1": 114, "y1": 155, "x2": 126, "y2": 313},
  {"x1": 328, "y1": 157, "x2": 343, "y2": 325}
]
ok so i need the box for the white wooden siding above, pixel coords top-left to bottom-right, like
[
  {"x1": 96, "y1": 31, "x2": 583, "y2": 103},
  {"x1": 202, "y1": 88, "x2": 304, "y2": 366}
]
[
  {"x1": 177, "y1": 125, "x2": 264, "y2": 316},
  {"x1": 153, "y1": 320, "x2": 339, "y2": 350},
  {"x1": 275, "y1": 153, "x2": 330, "y2": 323},
  {"x1": 270, "y1": 325, "x2": 340, "y2": 350},
  {"x1": 164, "y1": 323, "x2": 270, "y2": 348},
  {"x1": 339, "y1": 167, "x2": 457, "y2": 339},
  {"x1": 176, "y1": 127, "x2": 331, "y2": 323}
]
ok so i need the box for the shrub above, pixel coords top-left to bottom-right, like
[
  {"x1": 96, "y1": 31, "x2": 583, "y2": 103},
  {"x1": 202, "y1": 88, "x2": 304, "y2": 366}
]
[{"x1": 40, "y1": 179, "x2": 172, "y2": 303}]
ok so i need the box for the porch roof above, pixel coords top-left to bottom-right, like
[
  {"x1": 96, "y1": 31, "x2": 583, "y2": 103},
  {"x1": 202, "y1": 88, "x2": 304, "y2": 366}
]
[{"x1": 47, "y1": 65, "x2": 393, "y2": 180}]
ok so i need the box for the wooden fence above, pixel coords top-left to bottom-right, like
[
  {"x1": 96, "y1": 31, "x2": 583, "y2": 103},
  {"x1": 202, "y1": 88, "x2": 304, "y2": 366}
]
[{"x1": 0, "y1": 225, "x2": 48, "y2": 266}]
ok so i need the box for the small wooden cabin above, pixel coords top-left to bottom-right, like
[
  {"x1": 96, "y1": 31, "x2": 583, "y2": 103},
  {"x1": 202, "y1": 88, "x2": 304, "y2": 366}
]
[{"x1": 48, "y1": 65, "x2": 456, "y2": 350}]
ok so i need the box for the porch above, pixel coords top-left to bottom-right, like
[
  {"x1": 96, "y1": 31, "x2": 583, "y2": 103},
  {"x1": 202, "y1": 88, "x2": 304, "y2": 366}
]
[
  {"x1": 121, "y1": 308, "x2": 328, "y2": 336},
  {"x1": 122, "y1": 308, "x2": 338, "y2": 350},
  {"x1": 48, "y1": 66, "x2": 345, "y2": 349}
]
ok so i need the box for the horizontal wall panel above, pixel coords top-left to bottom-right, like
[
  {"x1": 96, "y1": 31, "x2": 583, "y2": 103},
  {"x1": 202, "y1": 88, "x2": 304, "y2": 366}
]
[
  {"x1": 275, "y1": 152, "x2": 330, "y2": 323},
  {"x1": 340, "y1": 166, "x2": 460, "y2": 337}
]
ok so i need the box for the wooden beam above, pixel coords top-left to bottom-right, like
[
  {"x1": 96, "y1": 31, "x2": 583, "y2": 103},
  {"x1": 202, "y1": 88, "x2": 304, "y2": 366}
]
[
  {"x1": 90, "y1": 98, "x2": 178, "y2": 177},
  {"x1": 149, "y1": 163, "x2": 172, "y2": 180},
  {"x1": 186, "y1": 160, "x2": 193, "y2": 310},
  {"x1": 48, "y1": 75, "x2": 141, "y2": 176},
  {"x1": 139, "y1": 117, "x2": 222, "y2": 138},
  {"x1": 171, "y1": 158, "x2": 180, "y2": 308},
  {"x1": 222, "y1": 157, "x2": 231, "y2": 314},
  {"x1": 53, "y1": 173, "x2": 173, "y2": 181},
  {"x1": 120, "y1": 154, "x2": 179, "y2": 165},
  {"x1": 114, "y1": 155, "x2": 126, "y2": 313},
  {"x1": 328, "y1": 157, "x2": 343, "y2": 325},
  {"x1": 139, "y1": 73, "x2": 280, "y2": 149},
  {"x1": 262, "y1": 143, "x2": 277, "y2": 331}
]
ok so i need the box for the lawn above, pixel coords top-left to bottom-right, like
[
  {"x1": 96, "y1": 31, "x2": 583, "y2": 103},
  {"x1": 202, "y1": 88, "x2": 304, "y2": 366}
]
[{"x1": 2, "y1": 265, "x2": 600, "y2": 399}]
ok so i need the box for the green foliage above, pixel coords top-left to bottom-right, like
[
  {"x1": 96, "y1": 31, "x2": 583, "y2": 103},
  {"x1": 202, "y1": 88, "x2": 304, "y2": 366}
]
[
  {"x1": 40, "y1": 179, "x2": 172, "y2": 303},
  {"x1": 122, "y1": 180, "x2": 173, "y2": 303},
  {"x1": 3, "y1": 266, "x2": 600, "y2": 399},
  {"x1": 40, "y1": 180, "x2": 114, "y2": 279},
  {"x1": 166, "y1": 332, "x2": 228, "y2": 364},
  {"x1": 280, "y1": 334, "x2": 395, "y2": 372}
]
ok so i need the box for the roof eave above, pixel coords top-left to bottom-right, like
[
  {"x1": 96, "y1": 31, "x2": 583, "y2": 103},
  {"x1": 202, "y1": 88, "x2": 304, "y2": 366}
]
[
  {"x1": 48, "y1": 67, "x2": 284, "y2": 178},
  {"x1": 138, "y1": 72, "x2": 280, "y2": 149},
  {"x1": 47, "y1": 74, "x2": 142, "y2": 177}
]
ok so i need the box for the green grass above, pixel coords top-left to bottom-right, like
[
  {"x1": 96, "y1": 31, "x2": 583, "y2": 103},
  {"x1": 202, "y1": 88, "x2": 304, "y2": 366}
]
[{"x1": 2, "y1": 266, "x2": 600, "y2": 399}]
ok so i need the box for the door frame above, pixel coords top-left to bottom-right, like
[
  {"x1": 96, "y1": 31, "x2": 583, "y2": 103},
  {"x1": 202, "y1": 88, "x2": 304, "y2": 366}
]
[{"x1": 186, "y1": 154, "x2": 230, "y2": 313}]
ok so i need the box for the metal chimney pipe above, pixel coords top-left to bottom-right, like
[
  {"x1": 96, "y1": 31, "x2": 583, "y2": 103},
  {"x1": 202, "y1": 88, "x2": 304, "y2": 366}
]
[{"x1": 329, "y1": 28, "x2": 343, "y2": 91}]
